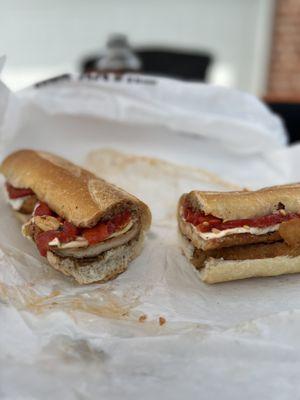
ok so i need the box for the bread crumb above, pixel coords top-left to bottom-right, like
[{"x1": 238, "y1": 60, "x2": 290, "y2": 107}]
[
  {"x1": 159, "y1": 316, "x2": 166, "y2": 326},
  {"x1": 50, "y1": 290, "x2": 61, "y2": 297},
  {"x1": 139, "y1": 314, "x2": 147, "y2": 322}
]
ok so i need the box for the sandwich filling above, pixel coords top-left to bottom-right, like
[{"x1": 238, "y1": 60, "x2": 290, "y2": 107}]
[
  {"x1": 4, "y1": 181, "x2": 140, "y2": 260},
  {"x1": 180, "y1": 197, "x2": 300, "y2": 268},
  {"x1": 182, "y1": 200, "x2": 300, "y2": 241},
  {"x1": 4, "y1": 182, "x2": 37, "y2": 214},
  {"x1": 22, "y1": 201, "x2": 136, "y2": 258}
]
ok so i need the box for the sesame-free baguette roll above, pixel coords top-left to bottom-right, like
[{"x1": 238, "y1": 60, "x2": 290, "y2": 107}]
[
  {"x1": 178, "y1": 184, "x2": 300, "y2": 284},
  {"x1": 1, "y1": 149, "x2": 152, "y2": 284},
  {"x1": 1, "y1": 150, "x2": 151, "y2": 229},
  {"x1": 187, "y1": 183, "x2": 300, "y2": 221}
]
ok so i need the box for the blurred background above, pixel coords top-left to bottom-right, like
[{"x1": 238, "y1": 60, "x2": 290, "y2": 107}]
[{"x1": 0, "y1": 0, "x2": 299, "y2": 140}]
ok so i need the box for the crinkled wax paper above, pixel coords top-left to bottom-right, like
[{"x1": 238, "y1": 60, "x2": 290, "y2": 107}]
[{"x1": 1, "y1": 69, "x2": 300, "y2": 399}]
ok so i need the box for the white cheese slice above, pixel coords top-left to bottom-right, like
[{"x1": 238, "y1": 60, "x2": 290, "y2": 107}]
[
  {"x1": 48, "y1": 237, "x2": 88, "y2": 248},
  {"x1": 4, "y1": 186, "x2": 32, "y2": 211},
  {"x1": 180, "y1": 206, "x2": 279, "y2": 241},
  {"x1": 197, "y1": 224, "x2": 279, "y2": 240},
  {"x1": 7, "y1": 196, "x2": 32, "y2": 211},
  {"x1": 48, "y1": 238, "x2": 60, "y2": 246}
]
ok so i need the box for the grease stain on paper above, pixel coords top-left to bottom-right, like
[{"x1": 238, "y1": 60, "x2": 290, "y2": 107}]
[{"x1": 0, "y1": 282, "x2": 138, "y2": 320}]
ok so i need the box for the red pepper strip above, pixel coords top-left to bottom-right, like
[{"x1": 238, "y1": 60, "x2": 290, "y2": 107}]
[
  {"x1": 33, "y1": 201, "x2": 131, "y2": 255},
  {"x1": 36, "y1": 221, "x2": 79, "y2": 257},
  {"x1": 184, "y1": 205, "x2": 300, "y2": 233},
  {"x1": 33, "y1": 202, "x2": 53, "y2": 217},
  {"x1": 82, "y1": 210, "x2": 132, "y2": 245},
  {"x1": 5, "y1": 182, "x2": 34, "y2": 199}
]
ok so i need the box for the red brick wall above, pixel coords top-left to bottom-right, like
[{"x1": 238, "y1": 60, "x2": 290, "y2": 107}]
[{"x1": 267, "y1": 0, "x2": 300, "y2": 98}]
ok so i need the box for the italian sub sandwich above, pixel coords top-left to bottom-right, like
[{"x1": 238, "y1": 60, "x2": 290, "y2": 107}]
[
  {"x1": 178, "y1": 184, "x2": 300, "y2": 283},
  {"x1": 0, "y1": 150, "x2": 151, "y2": 284}
]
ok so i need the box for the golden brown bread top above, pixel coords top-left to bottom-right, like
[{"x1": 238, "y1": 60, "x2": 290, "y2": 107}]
[
  {"x1": 1, "y1": 150, "x2": 151, "y2": 229},
  {"x1": 179, "y1": 183, "x2": 300, "y2": 220}
]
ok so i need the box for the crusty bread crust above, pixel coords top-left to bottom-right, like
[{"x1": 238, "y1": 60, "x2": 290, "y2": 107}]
[
  {"x1": 46, "y1": 233, "x2": 144, "y2": 284},
  {"x1": 179, "y1": 230, "x2": 300, "y2": 284},
  {"x1": 180, "y1": 183, "x2": 300, "y2": 220},
  {"x1": 1, "y1": 150, "x2": 151, "y2": 229},
  {"x1": 201, "y1": 256, "x2": 300, "y2": 284}
]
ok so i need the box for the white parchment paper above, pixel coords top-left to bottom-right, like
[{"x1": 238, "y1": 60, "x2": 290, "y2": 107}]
[{"x1": 1, "y1": 70, "x2": 300, "y2": 399}]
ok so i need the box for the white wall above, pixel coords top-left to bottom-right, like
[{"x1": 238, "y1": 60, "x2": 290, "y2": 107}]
[{"x1": 0, "y1": 0, "x2": 275, "y2": 94}]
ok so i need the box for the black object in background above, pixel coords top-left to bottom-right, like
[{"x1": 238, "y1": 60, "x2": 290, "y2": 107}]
[
  {"x1": 82, "y1": 47, "x2": 213, "y2": 82},
  {"x1": 266, "y1": 100, "x2": 300, "y2": 144},
  {"x1": 135, "y1": 47, "x2": 212, "y2": 81}
]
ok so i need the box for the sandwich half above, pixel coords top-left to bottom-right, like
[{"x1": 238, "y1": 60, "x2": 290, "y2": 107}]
[
  {"x1": 178, "y1": 184, "x2": 300, "y2": 283},
  {"x1": 1, "y1": 150, "x2": 151, "y2": 284}
]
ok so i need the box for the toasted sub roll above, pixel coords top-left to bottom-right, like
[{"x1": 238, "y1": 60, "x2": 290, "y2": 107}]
[
  {"x1": 178, "y1": 184, "x2": 300, "y2": 283},
  {"x1": 1, "y1": 150, "x2": 151, "y2": 284},
  {"x1": 187, "y1": 184, "x2": 300, "y2": 220}
]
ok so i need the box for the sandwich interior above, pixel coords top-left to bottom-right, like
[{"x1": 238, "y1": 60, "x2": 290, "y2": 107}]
[
  {"x1": 4, "y1": 181, "x2": 144, "y2": 284},
  {"x1": 4, "y1": 182, "x2": 37, "y2": 220},
  {"x1": 179, "y1": 193, "x2": 300, "y2": 283},
  {"x1": 22, "y1": 200, "x2": 144, "y2": 284}
]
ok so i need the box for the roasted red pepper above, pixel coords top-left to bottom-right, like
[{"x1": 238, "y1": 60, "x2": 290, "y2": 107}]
[
  {"x1": 35, "y1": 221, "x2": 79, "y2": 257},
  {"x1": 5, "y1": 182, "x2": 34, "y2": 199},
  {"x1": 33, "y1": 202, "x2": 53, "y2": 217},
  {"x1": 184, "y1": 204, "x2": 300, "y2": 233},
  {"x1": 82, "y1": 209, "x2": 131, "y2": 245},
  {"x1": 32, "y1": 199, "x2": 131, "y2": 255}
]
